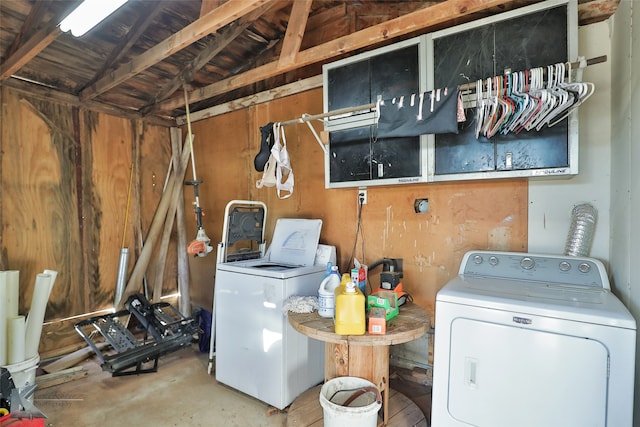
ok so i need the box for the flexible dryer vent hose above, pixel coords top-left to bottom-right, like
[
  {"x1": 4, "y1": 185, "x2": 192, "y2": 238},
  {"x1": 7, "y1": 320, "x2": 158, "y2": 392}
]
[{"x1": 564, "y1": 203, "x2": 597, "y2": 257}]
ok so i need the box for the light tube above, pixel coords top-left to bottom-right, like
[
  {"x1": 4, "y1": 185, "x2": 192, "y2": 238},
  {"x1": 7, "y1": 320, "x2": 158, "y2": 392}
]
[{"x1": 59, "y1": 0, "x2": 128, "y2": 37}]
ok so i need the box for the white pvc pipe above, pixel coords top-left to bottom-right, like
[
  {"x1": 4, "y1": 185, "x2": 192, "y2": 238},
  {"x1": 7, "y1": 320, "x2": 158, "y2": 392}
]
[
  {"x1": 43, "y1": 269, "x2": 58, "y2": 298},
  {"x1": 0, "y1": 271, "x2": 8, "y2": 365},
  {"x1": 7, "y1": 315, "x2": 25, "y2": 365},
  {"x1": 6, "y1": 270, "x2": 19, "y2": 318},
  {"x1": 25, "y1": 273, "x2": 52, "y2": 359}
]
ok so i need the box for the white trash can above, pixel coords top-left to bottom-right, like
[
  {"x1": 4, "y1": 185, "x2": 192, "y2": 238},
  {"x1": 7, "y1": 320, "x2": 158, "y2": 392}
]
[{"x1": 319, "y1": 376, "x2": 382, "y2": 427}]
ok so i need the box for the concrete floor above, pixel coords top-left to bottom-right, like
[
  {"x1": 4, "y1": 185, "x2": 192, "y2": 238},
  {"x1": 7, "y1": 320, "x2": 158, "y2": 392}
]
[
  {"x1": 31, "y1": 345, "x2": 430, "y2": 427},
  {"x1": 34, "y1": 347, "x2": 287, "y2": 427}
]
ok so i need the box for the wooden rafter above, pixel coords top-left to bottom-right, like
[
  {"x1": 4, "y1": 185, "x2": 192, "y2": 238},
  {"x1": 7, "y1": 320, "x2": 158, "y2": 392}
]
[
  {"x1": 2, "y1": 78, "x2": 175, "y2": 127},
  {"x1": 277, "y1": 0, "x2": 313, "y2": 68},
  {"x1": 79, "y1": 1, "x2": 168, "y2": 93},
  {"x1": 156, "y1": 0, "x2": 520, "y2": 113},
  {"x1": 3, "y1": 0, "x2": 47, "y2": 59},
  {"x1": 146, "y1": 2, "x2": 276, "y2": 109},
  {"x1": 0, "y1": 1, "x2": 80, "y2": 81},
  {"x1": 79, "y1": 0, "x2": 274, "y2": 102}
]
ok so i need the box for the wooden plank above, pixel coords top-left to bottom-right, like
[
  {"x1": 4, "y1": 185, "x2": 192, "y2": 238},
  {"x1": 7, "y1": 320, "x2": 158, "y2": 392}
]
[
  {"x1": 288, "y1": 302, "x2": 430, "y2": 347},
  {"x1": 0, "y1": 25, "x2": 61, "y2": 80},
  {"x1": 2, "y1": 78, "x2": 176, "y2": 127},
  {"x1": 36, "y1": 366, "x2": 88, "y2": 389},
  {"x1": 178, "y1": 75, "x2": 323, "y2": 124},
  {"x1": 41, "y1": 343, "x2": 109, "y2": 374},
  {"x1": 80, "y1": 0, "x2": 273, "y2": 101},
  {"x1": 0, "y1": 1, "x2": 80, "y2": 80},
  {"x1": 326, "y1": 343, "x2": 349, "y2": 380},
  {"x1": 277, "y1": 0, "x2": 313, "y2": 68},
  {"x1": 118, "y1": 138, "x2": 191, "y2": 309},
  {"x1": 200, "y1": 0, "x2": 225, "y2": 16},
  {"x1": 156, "y1": 0, "x2": 518, "y2": 111},
  {"x1": 85, "y1": 1, "x2": 167, "y2": 90},
  {"x1": 150, "y1": 2, "x2": 276, "y2": 108},
  {"x1": 171, "y1": 128, "x2": 190, "y2": 316}
]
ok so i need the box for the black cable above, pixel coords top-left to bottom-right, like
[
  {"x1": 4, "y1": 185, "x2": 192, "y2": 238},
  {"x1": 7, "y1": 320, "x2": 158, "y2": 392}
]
[{"x1": 347, "y1": 197, "x2": 365, "y2": 274}]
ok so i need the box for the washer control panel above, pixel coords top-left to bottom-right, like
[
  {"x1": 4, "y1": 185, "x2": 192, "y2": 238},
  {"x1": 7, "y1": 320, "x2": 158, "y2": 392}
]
[{"x1": 462, "y1": 251, "x2": 609, "y2": 289}]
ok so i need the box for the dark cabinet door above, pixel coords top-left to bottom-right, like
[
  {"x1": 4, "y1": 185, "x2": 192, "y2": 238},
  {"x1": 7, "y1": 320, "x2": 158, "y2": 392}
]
[
  {"x1": 327, "y1": 43, "x2": 422, "y2": 185},
  {"x1": 433, "y1": 4, "x2": 570, "y2": 176},
  {"x1": 328, "y1": 127, "x2": 421, "y2": 183}
]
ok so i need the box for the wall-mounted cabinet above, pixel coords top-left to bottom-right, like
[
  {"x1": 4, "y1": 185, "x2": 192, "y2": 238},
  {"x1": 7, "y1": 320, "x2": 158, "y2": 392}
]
[
  {"x1": 323, "y1": 38, "x2": 428, "y2": 188},
  {"x1": 425, "y1": 0, "x2": 578, "y2": 182},
  {"x1": 322, "y1": 0, "x2": 578, "y2": 188}
]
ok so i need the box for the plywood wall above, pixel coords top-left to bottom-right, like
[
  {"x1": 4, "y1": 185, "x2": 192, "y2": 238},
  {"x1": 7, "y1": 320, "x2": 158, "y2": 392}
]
[
  {"x1": 1, "y1": 87, "x2": 172, "y2": 356},
  {"x1": 185, "y1": 87, "x2": 528, "y2": 321}
]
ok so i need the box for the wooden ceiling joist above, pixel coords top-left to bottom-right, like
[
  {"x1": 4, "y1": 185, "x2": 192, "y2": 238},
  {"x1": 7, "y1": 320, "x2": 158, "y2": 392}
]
[
  {"x1": 277, "y1": 0, "x2": 313, "y2": 68},
  {"x1": 146, "y1": 2, "x2": 276, "y2": 110},
  {"x1": 157, "y1": 0, "x2": 518, "y2": 113},
  {"x1": 79, "y1": 0, "x2": 274, "y2": 102},
  {"x1": 80, "y1": 1, "x2": 168, "y2": 93},
  {"x1": 1, "y1": 78, "x2": 175, "y2": 127},
  {"x1": 0, "y1": 1, "x2": 80, "y2": 81}
]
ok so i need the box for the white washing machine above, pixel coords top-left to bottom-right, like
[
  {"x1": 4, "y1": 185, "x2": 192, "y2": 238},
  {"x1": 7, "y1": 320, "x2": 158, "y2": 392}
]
[
  {"x1": 432, "y1": 250, "x2": 636, "y2": 427},
  {"x1": 214, "y1": 216, "x2": 326, "y2": 410}
]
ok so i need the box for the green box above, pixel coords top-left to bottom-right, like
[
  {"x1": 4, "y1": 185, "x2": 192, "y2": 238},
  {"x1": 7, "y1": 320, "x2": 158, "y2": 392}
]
[{"x1": 367, "y1": 291, "x2": 399, "y2": 321}]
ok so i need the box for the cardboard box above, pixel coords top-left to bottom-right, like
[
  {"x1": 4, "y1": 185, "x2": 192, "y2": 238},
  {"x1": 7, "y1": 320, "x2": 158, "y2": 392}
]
[{"x1": 367, "y1": 291, "x2": 399, "y2": 321}]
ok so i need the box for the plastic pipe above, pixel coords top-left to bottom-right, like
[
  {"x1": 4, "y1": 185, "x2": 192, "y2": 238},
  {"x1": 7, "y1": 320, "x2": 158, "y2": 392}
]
[
  {"x1": 25, "y1": 274, "x2": 53, "y2": 359},
  {"x1": 8, "y1": 315, "x2": 25, "y2": 364},
  {"x1": 6, "y1": 270, "x2": 19, "y2": 318},
  {"x1": 0, "y1": 271, "x2": 8, "y2": 365}
]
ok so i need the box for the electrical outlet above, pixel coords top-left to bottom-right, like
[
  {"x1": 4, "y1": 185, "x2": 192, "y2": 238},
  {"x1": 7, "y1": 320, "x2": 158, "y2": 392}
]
[{"x1": 357, "y1": 188, "x2": 367, "y2": 205}]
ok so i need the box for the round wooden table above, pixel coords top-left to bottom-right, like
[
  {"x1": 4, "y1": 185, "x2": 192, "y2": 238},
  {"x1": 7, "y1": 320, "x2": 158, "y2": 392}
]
[{"x1": 288, "y1": 302, "x2": 430, "y2": 425}]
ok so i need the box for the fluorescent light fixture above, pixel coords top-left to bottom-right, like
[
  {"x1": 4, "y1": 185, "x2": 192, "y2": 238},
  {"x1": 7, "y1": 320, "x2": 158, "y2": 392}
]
[{"x1": 59, "y1": 0, "x2": 128, "y2": 37}]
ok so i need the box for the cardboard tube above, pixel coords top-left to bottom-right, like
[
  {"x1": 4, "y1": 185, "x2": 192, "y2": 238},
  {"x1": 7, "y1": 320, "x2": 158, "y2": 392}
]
[
  {"x1": 0, "y1": 271, "x2": 8, "y2": 365},
  {"x1": 8, "y1": 315, "x2": 25, "y2": 364},
  {"x1": 25, "y1": 274, "x2": 52, "y2": 359}
]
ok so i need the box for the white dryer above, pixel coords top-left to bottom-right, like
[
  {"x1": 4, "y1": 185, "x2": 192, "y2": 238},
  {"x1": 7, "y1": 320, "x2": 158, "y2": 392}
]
[{"x1": 432, "y1": 251, "x2": 636, "y2": 427}]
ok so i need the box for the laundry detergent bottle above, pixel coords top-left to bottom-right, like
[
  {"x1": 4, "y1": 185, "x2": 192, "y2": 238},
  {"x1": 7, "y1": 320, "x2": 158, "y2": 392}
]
[
  {"x1": 318, "y1": 265, "x2": 340, "y2": 318},
  {"x1": 334, "y1": 278, "x2": 365, "y2": 335}
]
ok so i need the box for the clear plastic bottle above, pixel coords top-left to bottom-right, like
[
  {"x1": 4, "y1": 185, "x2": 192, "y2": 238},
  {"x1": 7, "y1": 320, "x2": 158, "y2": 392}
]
[
  {"x1": 318, "y1": 265, "x2": 340, "y2": 318},
  {"x1": 334, "y1": 279, "x2": 365, "y2": 335}
]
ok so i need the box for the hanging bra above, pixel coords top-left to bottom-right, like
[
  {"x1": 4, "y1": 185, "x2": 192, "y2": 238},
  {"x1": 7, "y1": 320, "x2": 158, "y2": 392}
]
[
  {"x1": 255, "y1": 123, "x2": 294, "y2": 199},
  {"x1": 270, "y1": 123, "x2": 294, "y2": 199}
]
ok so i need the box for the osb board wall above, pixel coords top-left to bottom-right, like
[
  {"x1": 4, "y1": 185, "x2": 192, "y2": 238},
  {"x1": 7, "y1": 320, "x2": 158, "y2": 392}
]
[
  {"x1": 0, "y1": 87, "x2": 172, "y2": 356},
  {"x1": 185, "y1": 87, "x2": 528, "y2": 320}
]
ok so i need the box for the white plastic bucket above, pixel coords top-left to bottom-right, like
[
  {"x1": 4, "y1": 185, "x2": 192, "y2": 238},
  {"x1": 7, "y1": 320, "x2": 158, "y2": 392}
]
[
  {"x1": 2, "y1": 353, "x2": 39, "y2": 389},
  {"x1": 319, "y1": 376, "x2": 382, "y2": 427}
]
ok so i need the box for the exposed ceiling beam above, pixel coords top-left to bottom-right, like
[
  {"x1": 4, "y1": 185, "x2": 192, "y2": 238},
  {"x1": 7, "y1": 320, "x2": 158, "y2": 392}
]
[
  {"x1": 3, "y1": 0, "x2": 48, "y2": 59},
  {"x1": 146, "y1": 2, "x2": 276, "y2": 110},
  {"x1": 80, "y1": 1, "x2": 168, "y2": 93},
  {"x1": 277, "y1": 0, "x2": 313, "y2": 68},
  {"x1": 2, "y1": 78, "x2": 175, "y2": 127},
  {"x1": 79, "y1": 0, "x2": 274, "y2": 102},
  {"x1": 0, "y1": 26, "x2": 62, "y2": 80},
  {"x1": 157, "y1": 0, "x2": 522, "y2": 113},
  {"x1": 0, "y1": 1, "x2": 80, "y2": 81},
  {"x1": 200, "y1": 0, "x2": 226, "y2": 17}
]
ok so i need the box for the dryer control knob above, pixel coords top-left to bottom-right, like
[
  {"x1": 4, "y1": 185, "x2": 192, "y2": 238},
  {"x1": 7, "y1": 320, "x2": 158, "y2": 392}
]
[
  {"x1": 473, "y1": 255, "x2": 483, "y2": 264},
  {"x1": 578, "y1": 263, "x2": 591, "y2": 273},
  {"x1": 488, "y1": 256, "x2": 499, "y2": 266},
  {"x1": 520, "y1": 257, "x2": 535, "y2": 270},
  {"x1": 559, "y1": 261, "x2": 571, "y2": 271}
]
